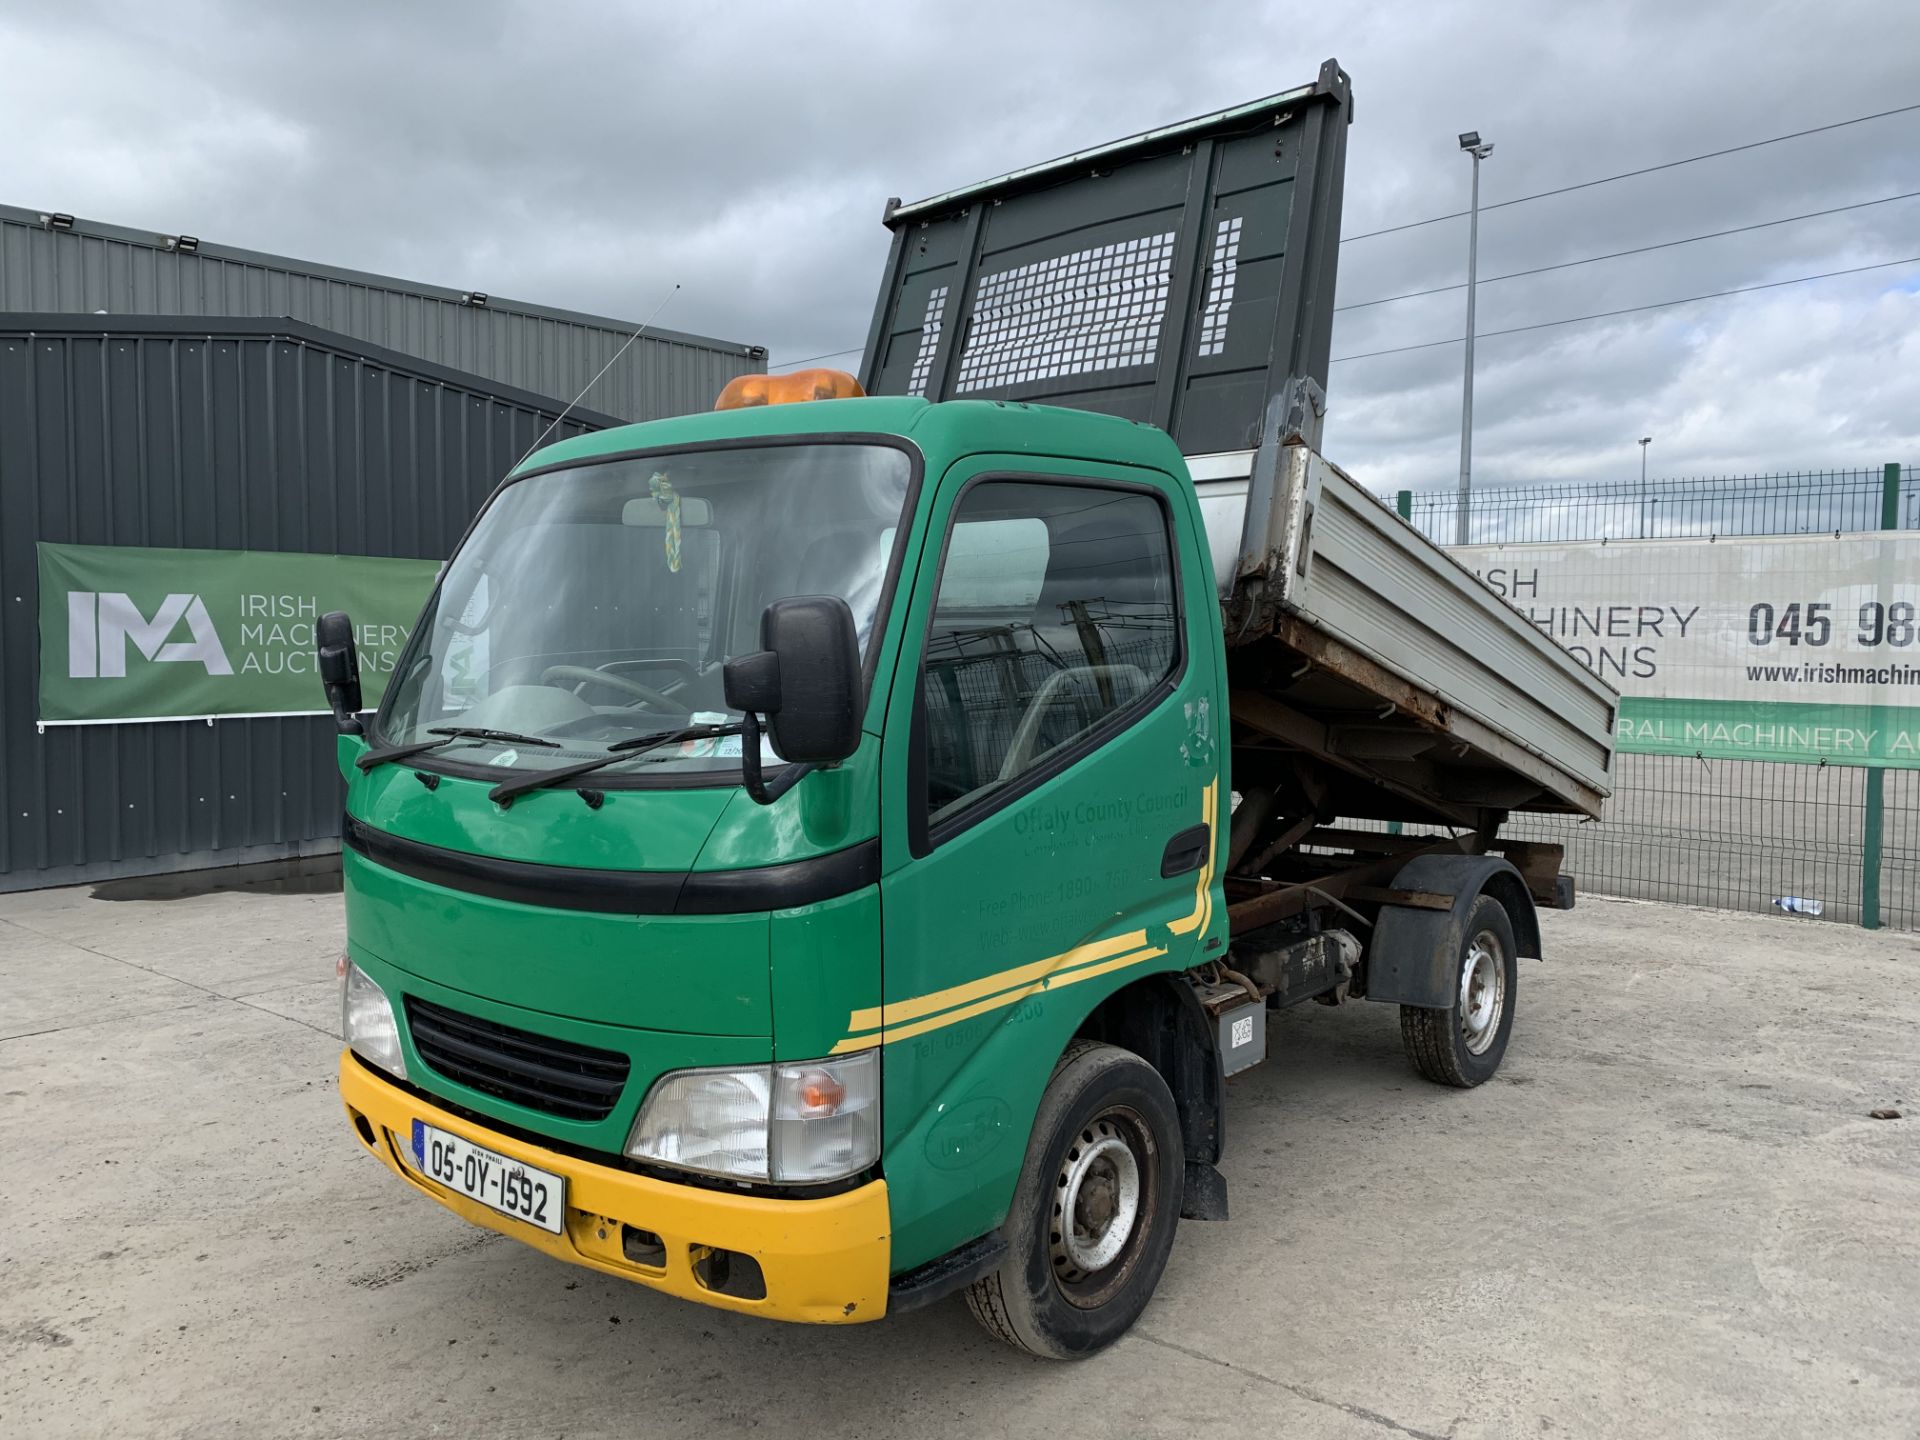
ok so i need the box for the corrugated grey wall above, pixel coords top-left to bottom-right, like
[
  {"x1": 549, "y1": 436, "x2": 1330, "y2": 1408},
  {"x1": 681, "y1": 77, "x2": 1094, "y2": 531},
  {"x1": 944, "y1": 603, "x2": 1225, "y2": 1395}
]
[
  {"x1": 0, "y1": 314, "x2": 627, "y2": 891},
  {"x1": 0, "y1": 205, "x2": 763, "y2": 422}
]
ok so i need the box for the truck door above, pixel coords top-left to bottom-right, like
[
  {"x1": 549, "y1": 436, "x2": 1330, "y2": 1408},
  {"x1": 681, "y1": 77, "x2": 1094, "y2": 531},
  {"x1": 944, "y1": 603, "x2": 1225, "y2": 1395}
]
[{"x1": 872, "y1": 457, "x2": 1224, "y2": 1267}]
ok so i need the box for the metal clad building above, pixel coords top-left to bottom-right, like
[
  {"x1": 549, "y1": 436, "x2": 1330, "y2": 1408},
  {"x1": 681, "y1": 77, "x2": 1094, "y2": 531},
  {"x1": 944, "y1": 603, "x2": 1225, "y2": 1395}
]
[
  {"x1": 0, "y1": 204, "x2": 763, "y2": 422},
  {"x1": 0, "y1": 314, "x2": 629, "y2": 891}
]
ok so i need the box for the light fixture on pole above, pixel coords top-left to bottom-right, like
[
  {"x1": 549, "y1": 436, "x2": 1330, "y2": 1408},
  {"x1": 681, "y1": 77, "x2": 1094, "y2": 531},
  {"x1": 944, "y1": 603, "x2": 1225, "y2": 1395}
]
[
  {"x1": 1637, "y1": 436, "x2": 1655, "y2": 539},
  {"x1": 1455, "y1": 130, "x2": 1494, "y2": 546}
]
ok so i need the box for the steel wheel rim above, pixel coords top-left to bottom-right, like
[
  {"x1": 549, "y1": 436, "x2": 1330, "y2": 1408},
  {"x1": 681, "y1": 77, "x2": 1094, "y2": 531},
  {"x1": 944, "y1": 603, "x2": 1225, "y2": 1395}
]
[
  {"x1": 1459, "y1": 930, "x2": 1506, "y2": 1055},
  {"x1": 1049, "y1": 1107, "x2": 1153, "y2": 1307}
]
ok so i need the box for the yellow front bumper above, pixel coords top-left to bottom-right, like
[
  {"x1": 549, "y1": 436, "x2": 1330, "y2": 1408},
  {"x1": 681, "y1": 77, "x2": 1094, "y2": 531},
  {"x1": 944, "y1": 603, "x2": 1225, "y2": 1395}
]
[{"x1": 339, "y1": 1053, "x2": 891, "y2": 1323}]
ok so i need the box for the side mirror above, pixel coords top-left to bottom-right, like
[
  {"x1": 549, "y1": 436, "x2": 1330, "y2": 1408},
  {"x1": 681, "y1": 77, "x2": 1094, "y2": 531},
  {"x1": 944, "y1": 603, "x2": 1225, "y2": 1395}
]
[
  {"x1": 316, "y1": 610, "x2": 365, "y2": 736},
  {"x1": 723, "y1": 595, "x2": 862, "y2": 804}
]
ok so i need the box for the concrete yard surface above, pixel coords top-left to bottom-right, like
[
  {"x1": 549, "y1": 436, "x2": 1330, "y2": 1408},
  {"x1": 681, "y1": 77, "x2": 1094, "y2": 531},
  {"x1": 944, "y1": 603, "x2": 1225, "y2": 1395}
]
[{"x1": 2, "y1": 880, "x2": 1916, "y2": 1439}]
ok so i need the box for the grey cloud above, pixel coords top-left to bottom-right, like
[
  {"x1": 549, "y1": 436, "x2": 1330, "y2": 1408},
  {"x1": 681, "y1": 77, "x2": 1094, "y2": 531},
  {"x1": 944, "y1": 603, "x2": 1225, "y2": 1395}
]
[{"x1": 4, "y1": 0, "x2": 1917, "y2": 491}]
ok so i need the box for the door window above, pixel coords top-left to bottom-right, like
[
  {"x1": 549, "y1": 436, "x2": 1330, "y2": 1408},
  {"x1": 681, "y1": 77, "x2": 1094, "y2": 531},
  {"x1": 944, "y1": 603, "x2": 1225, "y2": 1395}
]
[{"x1": 923, "y1": 480, "x2": 1179, "y2": 823}]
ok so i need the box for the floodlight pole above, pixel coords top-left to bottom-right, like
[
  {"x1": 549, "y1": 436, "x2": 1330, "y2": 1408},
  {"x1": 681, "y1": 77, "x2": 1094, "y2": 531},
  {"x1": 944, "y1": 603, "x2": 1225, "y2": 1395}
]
[
  {"x1": 1455, "y1": 134, "x2": 1493, "y2": 546},
  {"x1": 1639, "y1": 435, "x2": 1653, "y2": 538}
]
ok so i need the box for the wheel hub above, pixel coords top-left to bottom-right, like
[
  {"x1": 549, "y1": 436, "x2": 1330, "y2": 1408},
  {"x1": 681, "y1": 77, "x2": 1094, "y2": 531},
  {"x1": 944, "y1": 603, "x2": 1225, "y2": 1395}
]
[
  {"x1": 1459, "y1": 931, "x2": 1507, "y2": 1055},
  {"x1": 1051, "y1": 1120, "x2": 1142, "y2": 1284}
]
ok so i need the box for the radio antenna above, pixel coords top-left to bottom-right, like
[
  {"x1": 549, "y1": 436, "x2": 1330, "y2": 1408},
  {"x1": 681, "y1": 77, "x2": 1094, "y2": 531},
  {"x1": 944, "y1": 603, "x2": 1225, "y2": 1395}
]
[{"x1": 515, "y1": 282, "x2": 681, "y2": 468}]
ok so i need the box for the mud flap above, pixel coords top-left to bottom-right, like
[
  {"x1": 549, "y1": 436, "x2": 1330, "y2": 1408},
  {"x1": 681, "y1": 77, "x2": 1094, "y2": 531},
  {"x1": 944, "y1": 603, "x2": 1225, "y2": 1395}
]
[{"x1": 1181, "y1": 1161, "x2": 1229, "y2": 1221}]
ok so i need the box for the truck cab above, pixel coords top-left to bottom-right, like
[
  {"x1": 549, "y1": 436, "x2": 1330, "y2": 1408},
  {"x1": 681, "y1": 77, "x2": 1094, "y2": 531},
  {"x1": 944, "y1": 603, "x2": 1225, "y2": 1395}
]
[
  {"x1": 335, "y1": 396, "x2": 1232, "y2": 1341},
  {"x1": 329, "y1": 62, "x2": 1614, "y2": 1359}
]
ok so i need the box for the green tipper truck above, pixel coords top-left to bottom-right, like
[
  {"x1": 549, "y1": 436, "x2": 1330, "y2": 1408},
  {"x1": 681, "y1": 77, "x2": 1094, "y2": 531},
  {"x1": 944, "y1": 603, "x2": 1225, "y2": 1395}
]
[{"x1": 325, "y1": 60, "x2": 1616, "y2": 1359}]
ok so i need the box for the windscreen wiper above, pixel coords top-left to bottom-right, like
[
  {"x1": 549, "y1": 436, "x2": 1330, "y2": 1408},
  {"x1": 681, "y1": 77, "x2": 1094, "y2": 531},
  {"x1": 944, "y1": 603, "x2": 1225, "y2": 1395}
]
[
  {"x1": 355, "y1": 726, "x2": 560, "y2": 773},
  {"x1": 486, "y1": 722, "x2": 742, "y2": 806}
]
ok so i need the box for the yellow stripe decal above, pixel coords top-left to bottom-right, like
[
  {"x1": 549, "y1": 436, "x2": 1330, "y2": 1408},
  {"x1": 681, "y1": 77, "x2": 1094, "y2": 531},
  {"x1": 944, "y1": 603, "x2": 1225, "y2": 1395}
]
[
  {"x1": 1036, "y1": 945, "x2": 1168, "y2": 996},
  {"x1": 1167, "y1": 778, "x2": 1217, "y2": 936},
  {"x1": 829, "y1": 944, "x2": 1165, "y2": 1052},
  {"x1": 832, "y1": 774, "x2": 1215, "y2": 1053},
  {"x1": 840, "y1": 929, "x2": 1148, "y2": 1037},
  {"x1": 1198, "y1": 777, "x2": 1214, "y2": 937}
]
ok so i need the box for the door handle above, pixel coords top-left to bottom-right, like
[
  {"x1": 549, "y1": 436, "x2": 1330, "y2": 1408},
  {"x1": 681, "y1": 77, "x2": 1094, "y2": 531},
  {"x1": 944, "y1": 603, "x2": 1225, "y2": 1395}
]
[{"x1": 1160, "y1": 824, "x2": 1211, "y2": 879}]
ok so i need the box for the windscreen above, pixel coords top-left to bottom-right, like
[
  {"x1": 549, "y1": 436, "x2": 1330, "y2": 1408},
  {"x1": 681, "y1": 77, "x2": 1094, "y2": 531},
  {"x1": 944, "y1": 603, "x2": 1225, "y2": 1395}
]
[{"x1": 375, "y1": 442, "x2": 912, "y2": 777}]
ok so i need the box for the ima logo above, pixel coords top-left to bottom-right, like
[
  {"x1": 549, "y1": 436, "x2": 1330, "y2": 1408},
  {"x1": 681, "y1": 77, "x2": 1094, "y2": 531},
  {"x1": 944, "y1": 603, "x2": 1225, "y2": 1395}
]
[{"x1": 67, "y1": 592, "x2": 234, "y2": 678}]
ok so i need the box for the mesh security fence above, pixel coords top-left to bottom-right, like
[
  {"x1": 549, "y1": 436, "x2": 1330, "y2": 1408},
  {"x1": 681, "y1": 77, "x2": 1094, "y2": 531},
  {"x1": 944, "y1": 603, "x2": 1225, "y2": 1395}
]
[
  {"x1": 1398, "y1": 467, "x2": 1918, "y2": 546},
  {"x1": 1384, "y1": 464, "x2": 1916, "y2": 930},
  {"x1": 1499, "y1": 755, "x2": 1913, "y2": 929}
]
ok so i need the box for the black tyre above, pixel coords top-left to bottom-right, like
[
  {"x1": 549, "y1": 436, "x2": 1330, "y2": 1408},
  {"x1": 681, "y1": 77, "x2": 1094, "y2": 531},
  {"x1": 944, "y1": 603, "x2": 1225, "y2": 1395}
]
[
  {"x1": 964, "y1": 1040, "x2": 1183, "y2": 1359},
  {"x1": 1400, "y1": 893, "x2": 1517, "y2": 1087}
]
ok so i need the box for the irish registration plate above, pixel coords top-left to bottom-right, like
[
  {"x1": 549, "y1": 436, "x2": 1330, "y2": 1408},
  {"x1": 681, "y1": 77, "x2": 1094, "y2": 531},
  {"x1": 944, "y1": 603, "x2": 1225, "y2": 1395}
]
[{"x1": 411, "y1": 1120, "x2": 565, "y2": 1234}]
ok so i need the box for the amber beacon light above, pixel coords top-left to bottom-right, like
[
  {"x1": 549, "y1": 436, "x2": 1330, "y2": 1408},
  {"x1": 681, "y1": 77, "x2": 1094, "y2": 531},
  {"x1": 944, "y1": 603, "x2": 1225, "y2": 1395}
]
[{"x1": 714, "y1": 368, "x2": 866, "y2": 410}]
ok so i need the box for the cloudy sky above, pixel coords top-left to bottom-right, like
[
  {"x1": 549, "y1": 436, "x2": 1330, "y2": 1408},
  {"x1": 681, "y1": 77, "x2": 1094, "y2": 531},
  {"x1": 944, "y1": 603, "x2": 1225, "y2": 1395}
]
[{"x1": 4, "y1": 0, "x2": 1917, "y2": 493}]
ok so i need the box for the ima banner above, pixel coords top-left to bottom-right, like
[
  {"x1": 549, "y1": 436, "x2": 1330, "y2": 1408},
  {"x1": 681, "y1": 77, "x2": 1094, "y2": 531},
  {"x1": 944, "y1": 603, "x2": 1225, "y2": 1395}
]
[
  {"x1": 1455, "y1": 531, "x2": 1920, "y2": 768},
  {"x1": 36, "y1": 542, "x2": 439, "y2": 725}
]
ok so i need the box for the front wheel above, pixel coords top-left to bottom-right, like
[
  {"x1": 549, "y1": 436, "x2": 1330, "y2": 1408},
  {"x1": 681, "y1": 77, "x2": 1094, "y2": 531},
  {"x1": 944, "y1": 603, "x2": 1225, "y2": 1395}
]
[
  {"x1": 965, "y1": 1040, "x2": 1183, "y2": 1359},
  {"x1": 1399, "y1": 893, "x2": 1517, "y2": 1087}
]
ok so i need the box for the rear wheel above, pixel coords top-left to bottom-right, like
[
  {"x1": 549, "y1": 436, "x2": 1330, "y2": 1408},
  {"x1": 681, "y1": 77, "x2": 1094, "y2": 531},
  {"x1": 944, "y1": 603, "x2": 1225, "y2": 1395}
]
[
  {"x1": 1399, "y1": 894, "x2": 1517, "y2": 1087},
  {"x1": 965, "y1": 1040, "x2": 1182, "y2": 1359}
]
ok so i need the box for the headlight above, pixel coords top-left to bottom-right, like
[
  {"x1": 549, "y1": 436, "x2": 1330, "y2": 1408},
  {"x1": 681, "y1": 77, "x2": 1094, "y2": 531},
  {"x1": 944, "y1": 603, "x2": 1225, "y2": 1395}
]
[
  {"x1": 626, "y1": 1049, "x2": 878, "y2": 1184},
  {"x1": 341, "y1": 959, "x2": 407, "y2": 1081},
  {"x1": 628, "y1": 1068, "x2": 771, "y2": 1181}
]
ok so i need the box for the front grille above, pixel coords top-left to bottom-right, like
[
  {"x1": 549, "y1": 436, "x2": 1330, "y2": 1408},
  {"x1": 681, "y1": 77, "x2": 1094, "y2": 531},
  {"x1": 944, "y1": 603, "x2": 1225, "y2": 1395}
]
[{"x1": 405, "y1": 996, "x2": 630, "y2": 1122}]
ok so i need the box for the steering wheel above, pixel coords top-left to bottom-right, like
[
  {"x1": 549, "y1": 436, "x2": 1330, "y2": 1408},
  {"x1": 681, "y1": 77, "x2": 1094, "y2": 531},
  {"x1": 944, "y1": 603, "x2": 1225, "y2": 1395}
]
[{"x1": 539, "y1": 664, "x2": 681, "y2": 711}]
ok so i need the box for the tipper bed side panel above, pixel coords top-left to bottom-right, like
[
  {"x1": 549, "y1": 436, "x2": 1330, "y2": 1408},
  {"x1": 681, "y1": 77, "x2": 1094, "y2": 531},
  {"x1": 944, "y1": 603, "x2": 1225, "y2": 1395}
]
[{"x1": 1291, "y1": 467, "x2": 1617, "y2": 802}]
